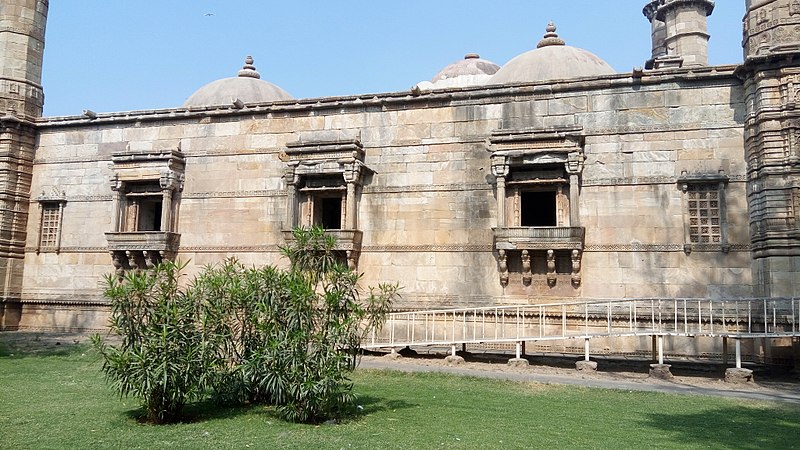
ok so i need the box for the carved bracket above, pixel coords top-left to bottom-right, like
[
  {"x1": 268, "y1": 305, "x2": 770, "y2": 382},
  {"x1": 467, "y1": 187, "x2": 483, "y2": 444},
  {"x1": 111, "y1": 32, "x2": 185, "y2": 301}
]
[
  {"x1": 498, "y1": 249, "x2": 509, "y2": 287},
  {"x1": 571, "y1": 249, "x2": 582, "y2": 287},
  {"x1": 546, "y1": 250, "x2": 557, "y2": 286},
  {"x1": 521, "y1": 250, "x2": 532, "y2": 285}
]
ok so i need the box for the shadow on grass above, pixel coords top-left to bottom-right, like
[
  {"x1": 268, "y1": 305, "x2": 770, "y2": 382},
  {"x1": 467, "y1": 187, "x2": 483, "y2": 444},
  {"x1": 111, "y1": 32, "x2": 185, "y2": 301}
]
[
  {"x1": 642, "y1": 405, "x2": 800, "y2": 449},
  {"x1": 0, "y1": 340, "x2": 94, "y2": 359},
  {"x1": 117, "y1": 394, "x2": 418, "y2": 426},
  {"x1": 121, "y1": 401, "x2": 255, "y2": 425}
]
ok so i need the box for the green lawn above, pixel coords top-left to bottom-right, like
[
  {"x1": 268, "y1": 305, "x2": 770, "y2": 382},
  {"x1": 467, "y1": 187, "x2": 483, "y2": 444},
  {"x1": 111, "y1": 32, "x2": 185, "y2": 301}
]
[{"x1": 1, "y1": 340, "x2": 799, "y2": 449}]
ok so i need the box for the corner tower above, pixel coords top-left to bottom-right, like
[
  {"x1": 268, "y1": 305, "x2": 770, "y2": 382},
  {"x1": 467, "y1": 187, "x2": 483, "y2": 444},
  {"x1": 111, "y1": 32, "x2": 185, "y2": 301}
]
[
  {"x1": 643, "y1": 0, "x2": 715, "y2": 68},
  {"x1": 0, "y1": 0, "x2": 48, "y2": 326},
  {"x1": 738, "y1": 0, "x2": 800, "y2": 296}
]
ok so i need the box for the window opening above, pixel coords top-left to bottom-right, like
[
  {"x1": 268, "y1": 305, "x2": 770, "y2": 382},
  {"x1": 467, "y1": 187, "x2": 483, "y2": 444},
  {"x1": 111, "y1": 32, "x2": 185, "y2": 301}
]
[
  {"x1": 318, "y1": 196, "x2": 342, "y2": 229},
  {"x1": 124, "y1": 182, "x2": 163, "y2": 232},
  {"x1": 39, "y1": 203, "x2": 61, "y2": 249},
  {"x1": 521, "y1": 191, "x2": 557, "y2": 226},
  {"x1": 687, "y1": 184, "x2": 721, "y2": 244},
  {"x1": 137, "y1": 198, "x2": 163, "y2": 231}
]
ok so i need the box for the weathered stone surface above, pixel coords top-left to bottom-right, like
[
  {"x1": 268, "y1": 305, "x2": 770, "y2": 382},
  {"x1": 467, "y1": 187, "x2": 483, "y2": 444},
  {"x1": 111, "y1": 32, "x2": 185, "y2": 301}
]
[
  {"x1": 649, "y1": 364, "x2": 673, "y2": 380},
  {"x1": 724, "y1": 368, "x2": 754, "y2": 384},
  {"x1": 576, "y1": 360, "x2": 598, "y2": 371},
  {"x1": 445, "y1": 355, "x2": 465, "y2": 366},
  {"x1": 508, "y1": 358, "x2": 530, "y2": 368}
]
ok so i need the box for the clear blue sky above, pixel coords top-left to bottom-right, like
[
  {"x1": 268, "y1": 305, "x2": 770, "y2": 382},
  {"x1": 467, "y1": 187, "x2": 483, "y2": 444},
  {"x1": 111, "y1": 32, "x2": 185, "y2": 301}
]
[{"x1": 41, "y1": 1, "x2": 746, "y2": 117}]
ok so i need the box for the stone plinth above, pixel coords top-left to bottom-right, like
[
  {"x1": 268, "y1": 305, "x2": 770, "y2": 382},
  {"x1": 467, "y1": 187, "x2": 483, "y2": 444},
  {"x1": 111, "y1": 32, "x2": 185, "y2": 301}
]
[
  {"x1": 445, "y1": 355, "x2": 465, "y2": 366},
  {"x1": 383, "y1": 351, "x2": 402, "y2": 360},
  {"x1": 508, "y1": 358, "x2": 529, "y2": 368},
  {"x1": 649, "y1": 363, "x2": 673, "y2": 380},
  {"x1": 576, "y1": 360, "x2": 598, "y2": 371},
  {"x1": 724, "y1": 368, "x2": 754, "y2": 384}
]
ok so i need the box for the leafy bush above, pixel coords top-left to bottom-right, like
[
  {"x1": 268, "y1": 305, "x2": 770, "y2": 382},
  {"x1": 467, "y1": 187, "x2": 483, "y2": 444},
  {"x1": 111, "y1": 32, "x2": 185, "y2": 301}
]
[
  {"x1": 92, "y1": 261, "x2": 213, "y2": 424},
  {"x1": 94, "y1": 227, "x2": 399, "y2": 424},
  {"x1": 197, "y1": 227, "x2": 399, "y2": 422}
]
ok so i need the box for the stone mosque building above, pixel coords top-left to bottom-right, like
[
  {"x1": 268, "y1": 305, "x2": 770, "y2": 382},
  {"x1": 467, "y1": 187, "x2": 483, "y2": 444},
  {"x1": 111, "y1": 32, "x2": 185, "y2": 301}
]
[{"x1": 1, "y1": 0, "x2": 799, "y2": 360}]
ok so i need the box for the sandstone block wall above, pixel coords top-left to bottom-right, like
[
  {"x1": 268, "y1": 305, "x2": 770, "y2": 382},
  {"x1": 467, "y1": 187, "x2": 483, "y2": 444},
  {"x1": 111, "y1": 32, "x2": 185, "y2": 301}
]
[{"x1": 19, "y1": 67, "x2": 755, "y2": 330}]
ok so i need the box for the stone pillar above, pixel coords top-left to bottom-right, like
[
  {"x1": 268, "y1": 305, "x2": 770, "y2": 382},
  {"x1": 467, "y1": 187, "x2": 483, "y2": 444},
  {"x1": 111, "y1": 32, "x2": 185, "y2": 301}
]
[
  {"x1": 492, "y1": 160, "x2": 509, "y2": 228},
  {"x1": 0, "y1": 1, "x2": 49, "y2": 329},
  {"x1": 496, "y1": 176, "x2": 507, "y2": 228},
  {"x1": 343, "y1": 163, "x2": 362, "y2": 230},
  {"x1": 656, "y1": 0, "x2": 714, "y2": 67},
  {"x1": 345, "y1": 182, "x2": 357, "y2": 229},
  {"x1": 566, "y1": 152, "x2": 583, "y2": 227},
  {"x1": 160, "y1": 188, "x2": 173, "y2": 232},
  {"x1": 284, "y1": 168, "x2": 299, "y2": 229},
  {"x1": 110, "y1": 179, "x2": 123, "y2": 232},
  {"x1": 569, "y1": 174, "x2": 580, "y2": 227}
]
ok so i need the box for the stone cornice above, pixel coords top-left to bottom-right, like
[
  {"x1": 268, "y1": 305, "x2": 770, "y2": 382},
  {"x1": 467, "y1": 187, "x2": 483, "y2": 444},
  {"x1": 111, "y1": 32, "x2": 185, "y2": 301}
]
[{"x1": 36, "y1": 65, "x2": 741, "y2": 130}]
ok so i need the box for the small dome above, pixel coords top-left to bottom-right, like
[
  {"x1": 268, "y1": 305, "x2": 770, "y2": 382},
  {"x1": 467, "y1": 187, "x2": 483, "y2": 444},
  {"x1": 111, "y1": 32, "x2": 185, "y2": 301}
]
[
  {"x1": 183, "y1": 56, "x2": 293, "y2": 107},
  {"x1": 416, "y1": 54, "x2": 500, "y2": 90},
  {"x1": 490, "y1": 23, "x2": 615, "y2": 84}
]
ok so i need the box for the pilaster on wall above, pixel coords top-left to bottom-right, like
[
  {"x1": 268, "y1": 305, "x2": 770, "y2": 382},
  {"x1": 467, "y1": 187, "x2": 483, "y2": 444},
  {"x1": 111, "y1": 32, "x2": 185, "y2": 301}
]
[
  {"x1": 0, "y1": 0, "x2": 48, "y2": 328},
  {"x1": 740, "y1": 0, "x2": 800, "y2": 296}
]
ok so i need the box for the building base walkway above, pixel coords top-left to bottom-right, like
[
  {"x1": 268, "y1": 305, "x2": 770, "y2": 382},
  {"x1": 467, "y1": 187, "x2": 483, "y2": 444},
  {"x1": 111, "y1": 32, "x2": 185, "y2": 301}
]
[{"x1": 357, "y1": 354, "x2": 800, "y2": 405}]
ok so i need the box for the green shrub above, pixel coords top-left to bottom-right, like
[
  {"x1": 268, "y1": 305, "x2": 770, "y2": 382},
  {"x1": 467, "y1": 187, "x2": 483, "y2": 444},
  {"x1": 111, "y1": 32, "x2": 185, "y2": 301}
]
[
  {"x1": 196, "y1": 227, "x2": 399, "y2": 422},
  {"x1": 94, "y1": 227, "x2": 399, "y2": 424},
  {"x1": 92, "y1": 261, "x2": 213, "y2": 424}
]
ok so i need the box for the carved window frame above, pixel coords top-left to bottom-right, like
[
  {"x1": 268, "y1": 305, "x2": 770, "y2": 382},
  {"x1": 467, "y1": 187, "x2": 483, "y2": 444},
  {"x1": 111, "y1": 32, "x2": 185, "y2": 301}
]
[
  {"x1": 678, "y1": 172, "x2": 730, "y2": 254},
  {"x1": 282, "y1": 139, "x2": 370, "y2": 231},
  {"x1": 36, "y1": 194, "x2": 66, "y2": 254}
]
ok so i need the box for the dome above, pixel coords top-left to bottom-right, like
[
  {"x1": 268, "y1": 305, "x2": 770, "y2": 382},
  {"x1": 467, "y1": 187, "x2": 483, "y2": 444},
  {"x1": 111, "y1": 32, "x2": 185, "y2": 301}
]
[
  {"x1": 183, "y1": 56, "x2": 293, "y2": 107},
  {"x1": 490, "y1": 23, "x2": 616, "y2": 84},
  {"x1": 419, "y1": 53, "x2": 500, "y2": 90}
]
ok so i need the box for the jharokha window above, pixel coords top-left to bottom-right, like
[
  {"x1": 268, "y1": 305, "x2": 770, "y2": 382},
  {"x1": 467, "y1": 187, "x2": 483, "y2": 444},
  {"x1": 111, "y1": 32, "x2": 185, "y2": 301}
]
[
  {"x1": 487, "y1": 128, "x2": 586, "y2": 288},
  {"x1": 106, "y1": 148, "x2": 185, "y2": 274},
  {"x1": 282, "y1": 138, "x2": 371, "y2": 269}
]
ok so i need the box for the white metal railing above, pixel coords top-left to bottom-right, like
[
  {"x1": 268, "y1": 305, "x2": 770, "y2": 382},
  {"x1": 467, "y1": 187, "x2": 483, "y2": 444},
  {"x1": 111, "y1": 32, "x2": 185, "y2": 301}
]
[{"x1": 363, "y1": 298, "x2": 800, "y2": 349}]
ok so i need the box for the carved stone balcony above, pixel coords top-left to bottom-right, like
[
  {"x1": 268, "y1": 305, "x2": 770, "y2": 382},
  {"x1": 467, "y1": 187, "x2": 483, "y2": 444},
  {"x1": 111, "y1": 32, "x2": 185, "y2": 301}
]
[
  {"x1": 493, "y1": 227, "x2": 585, "y2": 251},
  {"x1": 493, "y1": 227, "x2": 585, "y2": 287},
  {"x1": 105, "y1": 232, "x2": 181, "y2": 274},
  {"x1": 282, "y1": 229, "x2": 363, "y2": 268}
]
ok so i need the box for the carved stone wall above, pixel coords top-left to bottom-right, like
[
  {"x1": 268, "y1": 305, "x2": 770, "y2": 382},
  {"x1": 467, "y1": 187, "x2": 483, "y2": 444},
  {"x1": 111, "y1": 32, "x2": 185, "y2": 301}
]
[
  {"x1": 740, "y1": 0, "x2": 800, "y2": 296},
  {"x1": 0, "y1": 0, "x2": 48, "y2": 329}
]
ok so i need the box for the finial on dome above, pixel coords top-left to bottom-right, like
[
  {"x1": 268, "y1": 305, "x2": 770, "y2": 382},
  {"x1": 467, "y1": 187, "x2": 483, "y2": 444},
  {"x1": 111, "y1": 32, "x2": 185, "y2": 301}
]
[
  {"x1": 537, "y1": 22, "x2": 566, "y2": 48},
  {"x1": 464, "y1": 53, "x2": 480, "y2": 59},
  {"x1": 238, "y1": 55, "x2": 261, "y2": 79}
]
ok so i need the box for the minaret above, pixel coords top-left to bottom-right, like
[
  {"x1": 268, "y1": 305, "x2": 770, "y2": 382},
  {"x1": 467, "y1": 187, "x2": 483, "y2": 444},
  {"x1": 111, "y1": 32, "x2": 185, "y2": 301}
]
[
  {"x1": 642, "y1": 0, "x2": 715, "y2": 69},
  {"x1": 738, "y1": 0, "x2": 800, "y2": 297},
  {"x1": 0, "y1": 0, "x2": 48, "y2": 326}
]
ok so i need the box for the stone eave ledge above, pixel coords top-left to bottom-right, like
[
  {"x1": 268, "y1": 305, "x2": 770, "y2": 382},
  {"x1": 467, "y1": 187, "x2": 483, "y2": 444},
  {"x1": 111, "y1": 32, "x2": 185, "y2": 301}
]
[{"x1": 37, "y1": 64, "x2": 741, "y2": 129}]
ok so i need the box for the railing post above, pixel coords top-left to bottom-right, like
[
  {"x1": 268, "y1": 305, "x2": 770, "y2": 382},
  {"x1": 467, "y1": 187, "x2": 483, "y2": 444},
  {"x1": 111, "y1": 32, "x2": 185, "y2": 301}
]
[
  {"x1": 735, "y1": 338, "x2": 742, "y2": 369},
  {"x1": 722, "y1": 336, "x2": 728, "y2": 366},
  {"x1": 516, "y1": 341, "x2": 522, "y2": 359},
  {"x1": 584, "y1": 337, "x2": 590, "y2": 362},
  {"x1": 658, "y1": 335, "x2": 664, "y2": 365}
]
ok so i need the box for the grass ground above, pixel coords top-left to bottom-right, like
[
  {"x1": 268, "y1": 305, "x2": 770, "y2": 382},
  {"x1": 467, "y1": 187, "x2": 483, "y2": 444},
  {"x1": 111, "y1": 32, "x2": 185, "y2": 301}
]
[{"x1": 1, "y1": 338, "x2": 799, "y2": 449}]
